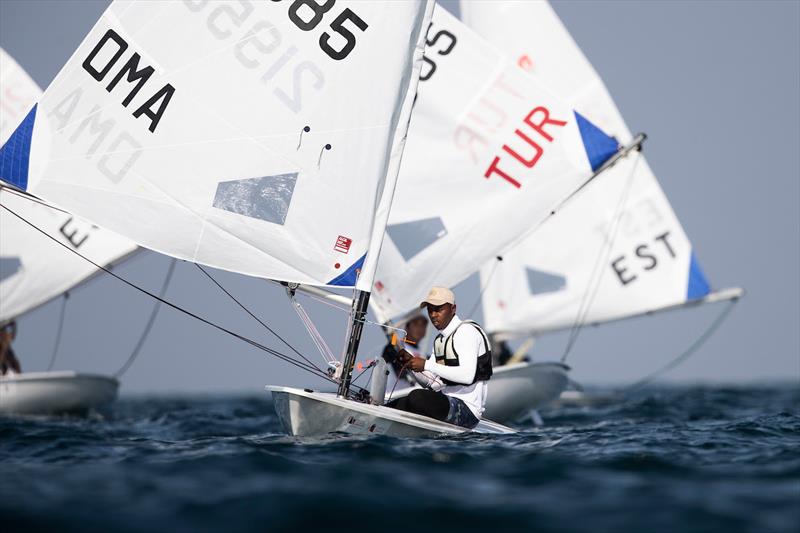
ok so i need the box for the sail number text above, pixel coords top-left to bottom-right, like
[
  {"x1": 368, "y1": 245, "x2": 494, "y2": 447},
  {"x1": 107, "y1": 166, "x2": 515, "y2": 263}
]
[
  {"x1": 185, "y1": 0, "x2": 368, "y2": 61},
  {"x1": 610, "y1": 231, "x2": 677, "y2": 286},
  {"x1": 182, "y1": 0, "x2": 368, "y2": 114}
]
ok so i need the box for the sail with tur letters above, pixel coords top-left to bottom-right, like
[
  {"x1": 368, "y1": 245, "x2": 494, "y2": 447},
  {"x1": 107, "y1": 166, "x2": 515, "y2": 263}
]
[
  {"x1": 0, "y1": 48, "x2": 138, "y2": 325},
  {"x1": 460, "y1": 0, "x2": 741, "y2": 338},
  {"x1": 369, "y1": 8, "x2": 621, "y2": 323},
  {"x1": 0, "y1": 1, "x2": 435, "y2": 292}
]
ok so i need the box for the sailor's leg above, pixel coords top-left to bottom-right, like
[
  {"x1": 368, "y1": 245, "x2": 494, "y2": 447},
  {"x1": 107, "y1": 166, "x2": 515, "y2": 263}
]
[
  {"x1": 385, "y1": 395, "x2": 410, "y2": 411},
  {"x1": 387, "y1": 389, "x2": 450, "y2": 421},
  {"x1": 443, "y1": 397, "x2": 480, "y2": 429}
]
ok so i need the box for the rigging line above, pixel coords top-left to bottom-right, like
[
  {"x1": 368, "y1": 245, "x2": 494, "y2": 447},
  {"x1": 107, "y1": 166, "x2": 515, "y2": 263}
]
[
  {"x1": 193, "y1": 263, "x2": 323, "y2": 373},
  {"x1": 0, "y1": 185, "x2": 71, "y2": 214},
  {"x1": 114, "y1": 258, "x2": 177, "y2": 378},
  {"x1": 350, "y1": 361, "x2": 376, "y2": 387},
  {"x1": 560, "y1": 152, "x2": 643, "y2": 362},
  {"x1": 45, "y1": 293, "x2": 69, "y2": 372},
  {"x1": 620, "y1": 299, "x2": 739, "y2": 394},
  {"x1": 465, "y1": 256, "x2": 503, "y2": 320},
  {"x1": 294, "y1": 290, "x2": 351, "y2": 313},
  {"x1": 287, "y1": 292, "x2": 337, "y2": 365},
  {"x1": 0, "y1": 203, "x2": 334, "y2": 383},
  {"x1": 387, "y1": 361, "x2": 412, "y2": 401}
]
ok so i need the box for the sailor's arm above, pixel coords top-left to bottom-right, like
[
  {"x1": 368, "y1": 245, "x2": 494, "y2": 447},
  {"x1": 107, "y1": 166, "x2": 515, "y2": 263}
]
[{"x1": 413, "y1": 370, "x2": 445, "y2": 390}]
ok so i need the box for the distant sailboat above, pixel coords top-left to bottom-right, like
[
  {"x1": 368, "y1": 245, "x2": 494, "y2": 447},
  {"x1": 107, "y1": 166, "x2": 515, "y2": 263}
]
[
  {"x1": 460, "y1": 1, "x2": 743, "y2": 387},
  {"x1": 368, "y1": 8, "x2": 640, "y2": 423},
  {"x1": 0, "y1": 48, "x2": 139, "y2": 415}
]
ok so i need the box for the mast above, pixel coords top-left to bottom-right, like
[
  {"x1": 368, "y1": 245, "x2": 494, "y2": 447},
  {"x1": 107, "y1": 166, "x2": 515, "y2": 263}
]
[{"x1": 337, "y1": 289, "x2": 371, "y2": 398}]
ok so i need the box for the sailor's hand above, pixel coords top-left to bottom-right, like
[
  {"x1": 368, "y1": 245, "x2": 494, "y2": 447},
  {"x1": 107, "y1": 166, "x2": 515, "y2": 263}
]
[
  {"x1": 396, "y1": 349, "x2": 413, "y2": 364},
  {"x1": 408, "y1": 357, "x2": 426, "y2": 372}
]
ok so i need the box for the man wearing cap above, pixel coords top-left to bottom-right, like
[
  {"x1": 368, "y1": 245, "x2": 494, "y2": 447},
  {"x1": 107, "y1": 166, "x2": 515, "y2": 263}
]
[{"x1": 387, "y1": 287, "x2": 492, "y2": 428}]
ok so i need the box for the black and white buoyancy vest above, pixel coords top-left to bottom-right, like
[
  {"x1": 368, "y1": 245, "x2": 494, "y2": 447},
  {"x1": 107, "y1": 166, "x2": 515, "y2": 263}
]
[{"x1": 433, "y1": 320, "x2": 493, "y2": 386}]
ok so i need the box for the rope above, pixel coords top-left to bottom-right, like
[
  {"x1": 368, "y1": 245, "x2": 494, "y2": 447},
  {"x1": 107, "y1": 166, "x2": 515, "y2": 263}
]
[
  {"x1": 0, "y1": 185, "x2": 70, "y2": 214},
  {"x1": 0, "y1": 203, "x2": 334, "y2": 384},
  {"x1": 561, "y1": 152, "x2": 643, "y2": 362},
  {"x1": 45, "y1": 293, "x2": 69, "y2": 371},
  {"x1": 387, "y1": 360, "x2": 412, "y2": 400},
  {"x1": 287, "y1": 291, "x2": 337, "y2": 365},
  {"x1": 621, "y1": 299, "x2": 739, "y2": 394},
  {"x1": 350, "y1": 360, "x2": 376, "y2": 387},
  {"x1": 465, "y1": 255, "x2": 503, "y2": 320},
  {"x1": 293, "y1": 289, "x2": 351, "y2": 313},
  {"x1": 194, "y1": 264, "x2": 324, "y2": 374},
  {"x1": 114, "y1": 258, "x2": 177, "y2": 377}
]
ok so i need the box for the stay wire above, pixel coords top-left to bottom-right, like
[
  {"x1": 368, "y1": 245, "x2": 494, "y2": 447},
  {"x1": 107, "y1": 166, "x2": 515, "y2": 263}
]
[
  {"x1": 114, "y1": 258, "x2": 177, "y2": 378},
  {"x1": 561, "y1": 152, "x2": 643, "y2": 362},
  {"x1": 0, "y1": 203, "x2": 334, "y2": 383},
  {"x1": 194, "y1": 263, "x2": 323, "y2": 374},
  {"x1": 620, "y1": 299, "x2": 739, "y2": 394},
  {"x1": 45, "y1": 293, "x2": 69, "y2": 371}
]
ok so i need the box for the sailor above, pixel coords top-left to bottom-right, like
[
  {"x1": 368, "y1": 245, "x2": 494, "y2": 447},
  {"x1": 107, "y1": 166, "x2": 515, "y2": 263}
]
[
  {"x1": 0, "y1": 321, "x2": 22, "y2": 376},
  {"x1": 387, "y1": 287, "x2": 492, "y2": 428}
]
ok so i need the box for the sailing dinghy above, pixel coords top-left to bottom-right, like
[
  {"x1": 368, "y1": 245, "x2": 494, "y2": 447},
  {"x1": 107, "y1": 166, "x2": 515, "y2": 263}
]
[
  {"x1": 1, "y1": 2, "x2": 638, "y2": 434},
  {"x1": 460, "y1": 1, "x2": 743, "y2": 395},
  {"x1": 367, "y1": 9, "x2": 644, "y2": 423},
  {"x1": 1, "y1": 48, "x2": 138, "y2": 415},
  {"x1": 1, "y1": 0, "x2": 491, "y2": 436}
]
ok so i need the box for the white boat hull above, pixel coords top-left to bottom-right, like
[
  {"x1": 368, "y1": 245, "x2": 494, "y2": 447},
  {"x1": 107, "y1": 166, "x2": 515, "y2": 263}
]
[
  {"x1": 482, "y1": 361, "x2": 569, "y2": 422},
  {"x1": 553, "y1": 389, "x2": 622, "y2": 408},
  {"x1": 267, "y1": 386, "x2": 516, "y2": 438},
  {"x1": 0, "y1": 371, "x2": 119, "y2": 416},
  {"x1": 387, "y1": 361, "x2": 569, "y2": 423}
]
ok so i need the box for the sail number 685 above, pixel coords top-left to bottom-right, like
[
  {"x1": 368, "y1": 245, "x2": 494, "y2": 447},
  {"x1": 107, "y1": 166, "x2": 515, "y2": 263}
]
[{"x1": 273, "y1": 0, "x2": 368, "y2": 61}]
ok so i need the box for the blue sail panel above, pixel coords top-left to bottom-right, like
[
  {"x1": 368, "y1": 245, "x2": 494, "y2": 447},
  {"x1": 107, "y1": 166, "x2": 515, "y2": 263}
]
[
  {"x1": 327, "y1": 254, "x2": 366, "y2": 287},
  {"x1": 0, "y1": 104, "x2": 38, "y2": 191},
  {"x1": 574, "y1": 111, "x2": 618, "y2": 172},
  {"x1": 687, "y1": 251, "x2": 711, "y2": 300}
]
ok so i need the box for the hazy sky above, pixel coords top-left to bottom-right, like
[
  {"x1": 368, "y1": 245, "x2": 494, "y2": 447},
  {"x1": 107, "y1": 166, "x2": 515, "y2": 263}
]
[{"x1": 0, "y1": 0, "x2": 798, "y2": 394}]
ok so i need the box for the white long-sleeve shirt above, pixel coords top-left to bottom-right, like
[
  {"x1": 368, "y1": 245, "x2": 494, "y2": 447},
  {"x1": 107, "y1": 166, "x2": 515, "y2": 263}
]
[{"x1": 422, "y1": 315, "x2": 488, "y2": 418}]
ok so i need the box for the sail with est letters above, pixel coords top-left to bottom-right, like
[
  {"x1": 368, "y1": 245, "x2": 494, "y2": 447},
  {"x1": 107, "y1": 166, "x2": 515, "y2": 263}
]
[{"x1": 460, "y1": 0, "x2": 742, "y2": 338}]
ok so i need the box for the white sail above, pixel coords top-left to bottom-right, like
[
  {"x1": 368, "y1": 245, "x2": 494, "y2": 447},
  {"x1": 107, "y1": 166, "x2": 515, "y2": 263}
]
[
  {"x1": 0, "y1": 1, "x2": 435, "y2": 291},
  {"x1": 369, "y1": 8, "x2": 620, "y2": 322},
  {"x1": 460, "y1": 1, "x2": 733, "y2": 337},
  {"x1": 0, "y1": 48, "x2": 138, "y2": 325}
]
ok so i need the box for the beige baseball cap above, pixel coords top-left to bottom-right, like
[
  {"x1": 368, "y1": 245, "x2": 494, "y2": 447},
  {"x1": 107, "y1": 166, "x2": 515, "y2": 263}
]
[{"x1": 420, "y1": 286, "x2": 455, "y2": 308}]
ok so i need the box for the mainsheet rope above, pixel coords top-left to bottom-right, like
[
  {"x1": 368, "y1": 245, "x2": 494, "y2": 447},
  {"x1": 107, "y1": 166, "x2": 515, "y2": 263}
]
[
  {"x1": 560, "y1": 151, "x2": 643, "y2": 362},
  {"x1": 193, "y1": 263, "x2": 324, "y2": 374},
  {"x1": 45, "y1": 292, "x2": 69, "y2": 371},
  {"x1": 465, "y1": 256, "x2": 502, "y2": 320},
  {"x1": 620, "y1": 299, "x2": 739, "y2": 394},
  {"x1": 114, "y1": 258, "x2": 177, "y2": 378},
  {"x1": 0, "y1": 202, "x2": 335, "y2": 384}
]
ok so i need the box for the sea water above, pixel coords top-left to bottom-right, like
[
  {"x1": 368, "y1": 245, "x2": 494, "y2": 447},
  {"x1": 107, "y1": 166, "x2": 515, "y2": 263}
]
[{"x1": 1, "y1": 385, "x2": 797, "y2": 533}]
